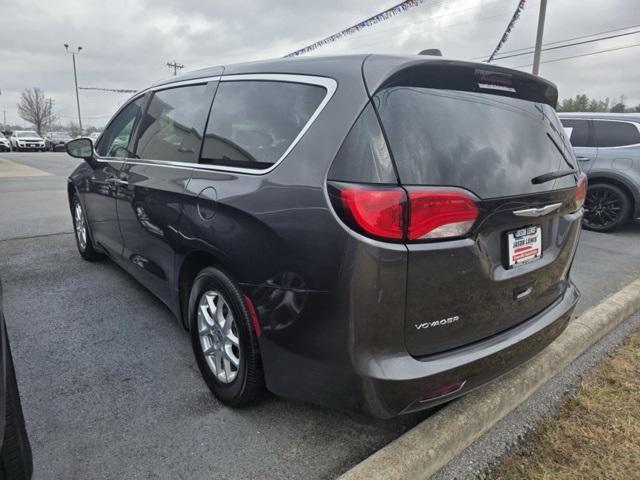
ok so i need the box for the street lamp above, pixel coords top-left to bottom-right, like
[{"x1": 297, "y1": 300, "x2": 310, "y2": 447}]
[{"x1": 64, "y1": 44, "x2": 83, "y2": 135}]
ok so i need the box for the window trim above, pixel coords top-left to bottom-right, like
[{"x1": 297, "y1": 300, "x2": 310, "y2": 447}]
[
  {"x1": 94, "y1": 74, "x2": 338, "y2": 175},
  {"x1": 592, "y1": 119, "x2": 640, "y2": 149}
]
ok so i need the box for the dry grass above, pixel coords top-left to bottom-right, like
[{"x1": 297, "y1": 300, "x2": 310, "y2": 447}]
[{"x1": 482, "y1": 328, "x2": 640, "y2": 480}]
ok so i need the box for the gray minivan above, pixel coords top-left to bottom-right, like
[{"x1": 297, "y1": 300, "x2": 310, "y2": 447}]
[
  {"x1": 560, "y1": 112, "x2": 640, "y2": 231},
  {"x1": 65, "y1": 55, "x2": 584, "y2": 417}
]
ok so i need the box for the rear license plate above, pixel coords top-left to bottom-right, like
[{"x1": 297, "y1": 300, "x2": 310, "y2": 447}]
[{"x1": 507, "y1": 226, "x2": 542, "y2": 268}]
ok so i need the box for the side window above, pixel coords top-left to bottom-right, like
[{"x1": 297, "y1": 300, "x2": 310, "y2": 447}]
[
  {"x1": 201, "y1": 80, "x2": 326, "y2": 169},
  {"x1": 593, "y1": 120, "x2": 640, "y2": 148},
  {"x1": 560, "y1": 119, "x2": 594, "y2": 148},
  {"x1": 134, "y1": 84, "x2": 211, "y2": 163},
  {"x1": 96, "y1": 97, "x2": 144, "y2": 158}
]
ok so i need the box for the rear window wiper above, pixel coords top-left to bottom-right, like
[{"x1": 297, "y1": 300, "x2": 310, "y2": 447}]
[{"x1": 531, "y1": 169, "x2": 577, "y2": 184}]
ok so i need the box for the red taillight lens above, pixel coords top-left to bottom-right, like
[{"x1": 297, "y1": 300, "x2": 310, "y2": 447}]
[
  {"x1": 575, "y1": 173, "x2": 587, "y2": 210},
  {"x1": 406, "y1": 188, "x2": 479, "y2": 240},
  {"x1": 340, "y1": 187, "x2": 405, "y2": 240},
  {"x1": 331, "y1": 183, "x2": 479, "y2": 242}
]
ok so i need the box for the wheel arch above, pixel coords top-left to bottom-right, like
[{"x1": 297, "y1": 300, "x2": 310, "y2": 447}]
[
  {"x1": 177, "y1": 250, "x2": 233, "y2": 330},
  {"x1": 587, "y1": 171, "x2": 639, "y2": 218}
]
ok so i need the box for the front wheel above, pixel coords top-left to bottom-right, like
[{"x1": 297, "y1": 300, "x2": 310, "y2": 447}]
[
  {"x1": 71, "y1": 194, "x2": 104, "y2": 261},
  {"x1": 582, "y1": 183, "x2": 631, "y2": 232},
  {"x1": 189, "y1": 267, "x2": 265, "y2": 407}
]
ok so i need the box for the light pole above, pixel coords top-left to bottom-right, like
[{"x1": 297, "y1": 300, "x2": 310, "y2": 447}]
[{"x1": 64, "y1": 44, "x2": 83, "y2": 134}]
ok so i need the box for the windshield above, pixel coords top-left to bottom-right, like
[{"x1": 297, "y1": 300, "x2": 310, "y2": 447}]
[
  {"x1": 374, "y1": 87, "x2": 576, "y2": 199},
  {"x1": 17, "y1": 131, "x2": 39, "y2": 138}
]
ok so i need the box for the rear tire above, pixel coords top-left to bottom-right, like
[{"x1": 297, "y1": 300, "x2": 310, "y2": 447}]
[
  {"x1": 71, "y1": 193, "x2": 104, "y2": 261},
  {"x1": 189, "y1": 267, "x2": 265, "y2": 407},
  {"x1": 582, "y1": 183, "x2": 631, "y2": 232},
  {"x1": 0, "y1": 336, "x2": 33, "y2": 480}
]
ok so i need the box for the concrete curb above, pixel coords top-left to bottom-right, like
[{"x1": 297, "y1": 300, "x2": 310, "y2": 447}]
[{"x1": 339, "y1": 278, "x2": 640, "y2": 480}]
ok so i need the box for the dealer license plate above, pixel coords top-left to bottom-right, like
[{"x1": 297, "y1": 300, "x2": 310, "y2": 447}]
[{"x1": 507, "y1": 226, "x2": 542, "y2": 268}]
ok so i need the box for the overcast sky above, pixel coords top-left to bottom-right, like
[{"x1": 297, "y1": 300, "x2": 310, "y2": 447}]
[{"x1": 1, "y1": 0, "x2": 639, "y2": 129}]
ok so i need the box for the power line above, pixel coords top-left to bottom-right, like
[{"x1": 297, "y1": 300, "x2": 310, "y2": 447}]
[
  {"x1": 511, "y1": 42, "x2": 640, "y2": 68},
  {"x1": 471, "y1": 23, "x2": 640, "y2": 59},
  {"x1": 491, "y1": 29, "x2": 640, "y2": 62}
]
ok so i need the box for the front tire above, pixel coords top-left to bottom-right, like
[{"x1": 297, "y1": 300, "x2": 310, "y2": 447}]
[
  {"x1": 71, "y1": 193, "x2": 104, "y2": 261},
  {"x1": 189, "y1": 267, "x2": 265, "y2": 407},
  {"x1": 582, "y1": 183, "x2": 631, "y2": 232}
]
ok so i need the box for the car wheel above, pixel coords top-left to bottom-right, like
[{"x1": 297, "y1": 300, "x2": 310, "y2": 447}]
[
  {"x1": 0, "y1": 332, "x2": 33, "y2": 480},
  {"x1": 189, "y1": 267, "x2": 265, "y2": 407},
  {"x1": 71, "y1": 193, "x2": 104, "y2": 261},
  {"x1": 582, "y1": 183, "x2": 631, "y2": 232}
]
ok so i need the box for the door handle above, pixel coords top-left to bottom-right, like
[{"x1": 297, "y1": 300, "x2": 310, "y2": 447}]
[{"x1": 576, "y1": 156, "x2": 591, "y2": 161}]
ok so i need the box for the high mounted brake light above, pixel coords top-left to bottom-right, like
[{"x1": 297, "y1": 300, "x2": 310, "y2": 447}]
[{"x1": 330, "y1": 183, "x2": 479, "y2": 242}]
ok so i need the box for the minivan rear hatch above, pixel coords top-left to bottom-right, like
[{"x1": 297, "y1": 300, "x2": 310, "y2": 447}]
[{"x1": 367, "y1": 59, "x2": 583, "y2": 357}]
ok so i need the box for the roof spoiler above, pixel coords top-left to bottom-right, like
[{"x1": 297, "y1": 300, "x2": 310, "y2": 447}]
[
  {"x1": 418, "y1": 49, "x2": 442, "y2": 56},
  {"x1": 364, "y1": 58, "x2": 558, "y2": 108}
]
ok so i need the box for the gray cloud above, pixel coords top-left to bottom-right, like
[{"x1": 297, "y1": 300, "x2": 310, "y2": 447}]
[{"x1": 1, "y1": 0, "x2": 639, "y2": 128}]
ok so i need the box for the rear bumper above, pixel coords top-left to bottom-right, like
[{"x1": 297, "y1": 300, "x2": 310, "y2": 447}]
[{"x1": 358, "y1": 281, "x2": 580, "y2": 418}]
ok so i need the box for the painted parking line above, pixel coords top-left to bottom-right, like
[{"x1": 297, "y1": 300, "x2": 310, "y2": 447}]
[{"x1": 0, "y1": 156, "x2": 53, "y2": 177}]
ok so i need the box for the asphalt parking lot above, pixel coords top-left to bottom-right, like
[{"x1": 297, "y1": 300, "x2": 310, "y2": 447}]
[{"x1": 1, "y1": 152, "x2": 639, "y2": 479}]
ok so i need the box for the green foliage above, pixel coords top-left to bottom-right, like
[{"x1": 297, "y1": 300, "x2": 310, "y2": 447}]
[{"x1": 557, "y1": 94, "x2": 637, "y2": 113}]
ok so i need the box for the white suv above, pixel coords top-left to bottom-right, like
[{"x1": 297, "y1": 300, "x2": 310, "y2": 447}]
[
  {"x1": 9, "y1": 130, "x2": 46, "y2": 152},
  {"x1": 0, "y1": 133, "x2": 10, "y2": 152}
]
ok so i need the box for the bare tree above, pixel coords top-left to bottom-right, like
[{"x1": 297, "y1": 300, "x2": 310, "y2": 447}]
[{"x1": 16, "y1": 88, "x2": 56, "y2": 135}]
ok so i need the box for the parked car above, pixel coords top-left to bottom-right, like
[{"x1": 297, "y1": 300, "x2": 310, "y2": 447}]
[
  {"x1": 65, "y1": 55, "x2": 584, "y2": 418},
  {"x1": 44, "y1": 132, "x2": 72, "y2": 152},
  {"x1": 0, "y1": 280, "x2": 33, "y2": 479},
  {"x1": 559, "y1": 112, "x2": 640, "y2": 231},
  {"x1": 0, "y1": 133, "x2": 10, "y2": 152},
  {"x1": 9, "y1": 131, "x2": 45, "y2": 152}
]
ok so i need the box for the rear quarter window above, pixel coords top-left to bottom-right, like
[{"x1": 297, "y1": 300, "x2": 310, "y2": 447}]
[
  {"x1": 201, "y1": 80, "x2": 326, "y2": 169},
  {"x1": 593, "y1": 120, "x2": 640, "y2": 147},
  {"x1": 375, "y1": 87, "x2": 576, "y2": 198}
]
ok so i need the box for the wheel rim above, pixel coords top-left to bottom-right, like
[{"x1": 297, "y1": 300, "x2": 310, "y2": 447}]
[
  {"x1": 197, "y1": 290, "x2": 241, "y2": 384},
  {"x1": 74, "y1": 203, "x2": 88, "y2": 250},
  {"x1": 583, "y1": 186, "x2": 623, "y2": 229}
]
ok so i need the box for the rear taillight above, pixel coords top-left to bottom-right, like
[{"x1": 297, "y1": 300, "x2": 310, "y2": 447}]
[
  {"x1": 575, "y1": 173, "x2": 587, "y2": 210},
  {"x1": 330, "y1": 183, "x2": 479, "y2": 242},
  {"x1": 339, "y1": 186, "x2": 405, "y2": 240},
  {"x1": 406, "y1": 188, "x2": 479, "y2": 240}
]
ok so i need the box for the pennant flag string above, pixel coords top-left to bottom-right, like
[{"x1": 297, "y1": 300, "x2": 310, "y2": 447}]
[
  {"x1": 284, "y1": 0, "x2": 427, "y2": 58},
  {"x1": 486, "y1": 0, "x2": 527, "y2": 63}
]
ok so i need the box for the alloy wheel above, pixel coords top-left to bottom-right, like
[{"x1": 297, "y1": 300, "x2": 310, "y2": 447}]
[
  {"x1": 583, "y1": 185, "x2": 623, "y2": 229},
  {"x1": 197, "y1": 290, "x2": 241, "y2": 384},
  {"x1": 74, "y1": 203, "x2": 88, "y2": 251}
]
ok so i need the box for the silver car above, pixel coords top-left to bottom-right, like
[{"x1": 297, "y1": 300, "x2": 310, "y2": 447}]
[{"x1": 560, "y1": 113, "x2": 640, "y2": 231}]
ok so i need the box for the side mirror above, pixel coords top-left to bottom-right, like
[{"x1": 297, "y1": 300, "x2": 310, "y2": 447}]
[{"x1": 66, "y1": 138, "x2": 97, "y2": 168}]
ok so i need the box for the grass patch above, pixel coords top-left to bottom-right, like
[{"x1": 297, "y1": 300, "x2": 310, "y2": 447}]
[{"x1": 482, "y1": 328, "x2": 640, "y2": 480}]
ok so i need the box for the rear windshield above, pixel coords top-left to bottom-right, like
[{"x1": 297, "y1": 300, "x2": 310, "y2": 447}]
[{"x1": 374, "y1": 87, "x2": 576, "y2": 198}]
